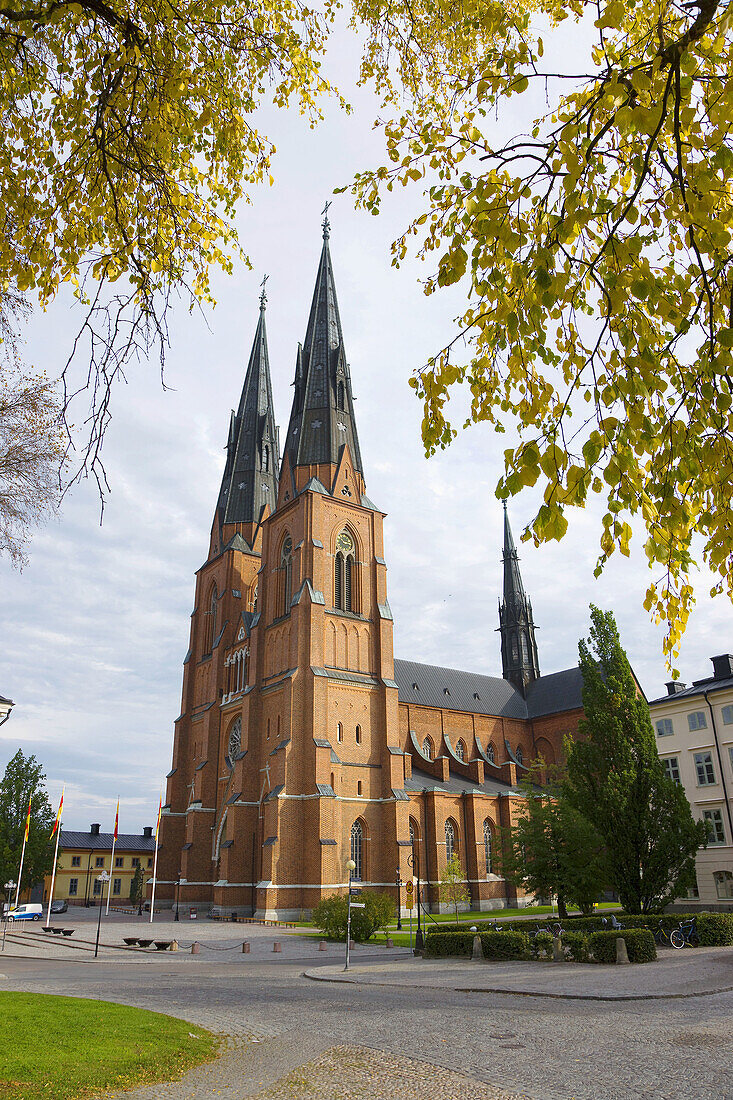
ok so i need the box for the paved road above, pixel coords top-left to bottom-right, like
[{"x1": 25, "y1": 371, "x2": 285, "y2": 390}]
[{"x1": 1, "y1": 919, "x2": 732, "y2": 1099}]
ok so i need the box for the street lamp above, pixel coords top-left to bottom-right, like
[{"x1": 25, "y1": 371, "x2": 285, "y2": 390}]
[
  {"x1": 94, "y1": 871, "x2": 110, "y2": 958},
  {"x1": 344, "y1": 858, "x2": 356, "y2": 972},
  {"x1": 395, "y1": 872, "x2": 403, "y2": 931},
  {"x1": 414, "y1": 849, "x2": 424, "y2": 951},
  {"x1": 174, "y1": 871, "x2": 182, "y2": 922},
  {"x1": 2, "y1": 880, "x2": 16, "y2": 953}
]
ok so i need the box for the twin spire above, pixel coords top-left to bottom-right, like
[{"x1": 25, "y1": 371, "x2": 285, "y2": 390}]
[{"x1": 499, "y1": 501, "x2": 540, "y2": 694}]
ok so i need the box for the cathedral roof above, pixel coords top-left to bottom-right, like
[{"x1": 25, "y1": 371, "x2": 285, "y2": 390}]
[
  {"x1": 394, "y1": 658, "x2": 583, "y2": 719},
  {"x1": 216, "y1": 291, "x2": 279, "y2": 532},
  {"x1": 406, "y1": 765, "x2": 521, "y2": 797},
  {"x1": 283, "y1": 222, "x2": 363, "y2": 476}
]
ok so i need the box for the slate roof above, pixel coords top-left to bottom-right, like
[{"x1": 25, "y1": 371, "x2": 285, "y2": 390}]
[
  {"x1": 59, "y1": 831, "x2": 155, "y2": 852},
  {"x1": 406, "y1": 765, "x2": 520, "y2": 797},
  {"x1": 648, "y1": 674, "x2": 733, "y2": 706},
  {"x1": 394, "y1": 658, "x2": 583, "y2": 720}
]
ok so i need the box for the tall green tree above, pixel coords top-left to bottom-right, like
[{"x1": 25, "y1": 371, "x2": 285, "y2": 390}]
[
  {"x1": 129, "y1": 864, "x2": 144, "y2": 906},
  {"x1": 565, "y1": 606, "x2": 707, "y2": 913},
  {"x1": 0, "y1": 750, "x2": 55, "y2": 897},
  {"x1": 499, "y1": 764, "x2": 606, "y2": 918},
  {"x1": 439, "y1": 854, "x2": 471, "y2": 920}
]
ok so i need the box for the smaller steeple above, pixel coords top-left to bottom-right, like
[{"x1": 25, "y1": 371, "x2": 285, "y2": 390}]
[
  {"x1": 215, "y1": 283, "x2": 280, "y2": 544},
  {"x1": 499, "y1": 502, "x2": 540, "y2": 694}
]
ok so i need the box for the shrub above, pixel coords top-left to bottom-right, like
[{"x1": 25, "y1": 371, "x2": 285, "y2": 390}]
[
  {"x1": 588, "y1": 929, "x2": 656, "y2": 964},
  {"x1": 562, "y1": 930, "x2": 590, "y2": 962},
  {"x1": 696, "y1": 912, "x2": 733, "y2": 947},
  {"x1": 529, "y1": 930, "x2": 554, "y2": 959},
  {"x1": 424, "y1": 929, "x2": 529, "y2": 960},
  {"x1": 424, "y1": 932, "x2": 473, "y2": 958},
  {"x1": 312, "y1": 891, "x2": 396, "y2": 942}
]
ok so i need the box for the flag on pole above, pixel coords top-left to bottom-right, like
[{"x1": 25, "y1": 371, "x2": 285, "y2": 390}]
[
  {"x1": 23, "y1": 795, "x2": 31, "y2": 842},
  {"x1": 149, "y1": 794, "x2": 163, "y2": 923},
  {"x1": 113, "y1": 799, "x2": 119, "y2": 841},
  {"x1": 107, "y1": 798, "x2": 120, "y2": 916},
  {"x1": 50, "y1": 790, "x2": 64, "y2": 839},
  {"x1": 154, "y1": 795, "x2": 162, "y2": 840}
]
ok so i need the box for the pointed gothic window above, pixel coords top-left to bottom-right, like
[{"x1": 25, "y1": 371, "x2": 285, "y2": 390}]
[
  {"x1": 512, "y1": 638, "x2": 519, "y2": 662},
  {"x1": 486, "y1": 742, "x2": 495, "y2": 764},
  {"x1": 455, "y1": 740, "x2": 466, "y2": 762},
  {"x1": 350, "y1": 820, "x2": 364, "y2": 881},
  {"x1": 422, "y1": 736, "x2": 433, "y2": 760},
  {"x1": 337, "y1": 381, "x2": 345, "y2": 411},
  {"x1": 445, "y1": 819, "x2": 457, "y2": 862},
  {"x1": 279, "y1": 536, "x2": 293, "y2": 617},
  {"x1": 483, "y1": 820, "x2": 493, "y2": 875},
  {"x1": 262, "y1": 445, "x2": 269, "y2": 472},
  {"x1": 334, "y1": 529, "x2": 356, "y2": 612},
  {"x1": 521, "y1": 634, "x2": 529, "y2": 663},
  {"x1": 204, "y1": 584, "x2": 218, "y2": 654},
  {"x1": 516, "y1": 746, "x2": 524, "y2": 765}
]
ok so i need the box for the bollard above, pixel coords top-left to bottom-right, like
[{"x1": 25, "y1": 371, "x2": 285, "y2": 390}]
[
  {"x1": 471, "y1": 935, "x2": 484, "y2": 962},
  {"x1": 242, "y1": 941, "x2": 250, "y2": 954},
  {"x1": 273, "y1": 941, "x2": 282, "y2": 953},
  {"x1": 349, "y1": 939, "x2": 355, "y2": 950},
  {"x1": 191, "y1": 942, "x2": 200, "y2": 955},
  {"x1": 552, "y1": 934, "x2": 564, "y2": 963},
  {"x1": 615, "y1": 936, "x2": 630, "y2": 965},
  {"x1": 318, "y1": 940, "x2": 328, "y2": 952},
  {"x1": 170, "y1": 940, "x2": 178, "y2": 952},
  {"x1": 385, "y1": 937, "x2": 394, "y2": 949}
]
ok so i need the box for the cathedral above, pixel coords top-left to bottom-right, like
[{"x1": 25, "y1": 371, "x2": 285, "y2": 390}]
[{"x1": 156, "y1": 221, "x2": 586, "y2": 917}]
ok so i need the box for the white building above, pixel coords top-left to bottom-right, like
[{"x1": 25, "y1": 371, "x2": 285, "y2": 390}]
[{"x1": 649, "y1": 654, "x2": 733, "y2": 910}]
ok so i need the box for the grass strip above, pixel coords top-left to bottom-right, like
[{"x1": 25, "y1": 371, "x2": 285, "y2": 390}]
[{"x1": 0, "y1": 992, "x2": 217, "y2": 1100}]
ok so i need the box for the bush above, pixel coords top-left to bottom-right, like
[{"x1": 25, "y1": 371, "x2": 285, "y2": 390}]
[
  {"x1": 696, "y1": 912, "x2": 733, "y2": 946},
  {"x1": 529, "y1": 930, "x2": 553, "y2": 959},
  {"x1": 312, "y1": 891, "x2": 395, "y2": 942},
  {"x1": 424, "y1": 932, "x2": 473, "y2": 958},
  {"x1": 562, "y1": 930, "x2": 590, "y2": 962},
  {"x1": 424, "y1": 929, "x2": 529, "y2": 960},
  {"x1": 588, "y1": 929, "x2": 657, "y2": 964}
]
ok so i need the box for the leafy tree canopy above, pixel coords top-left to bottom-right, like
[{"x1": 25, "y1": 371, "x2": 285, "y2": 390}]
[
  {"x1": 565, "y1": 606, "x2": 707, "y2": 912},
  {"x1": 0, "y1": 750, "x2": 55, "y2": 895},
  {"x1": 439, "y1": 852, "x2": 471, "y2": 920},
  {"x1": 348, "y1": 0, "x2": 733, "y2": 661}
]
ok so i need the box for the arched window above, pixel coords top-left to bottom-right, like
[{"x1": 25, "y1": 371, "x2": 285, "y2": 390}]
[
  {"x1": 262, "y1": 444, "x2": 269, "y2": 472},
  {"x1": 486, "y1": 742, "x2": 495, "y2": 764},
  {"x1": 330, "y1": 771, "x2": 335, "y2": 791},
  {"x1": 422, "y1": 736, "x2": 433, "y2": 760},
  {"x1": 521, "y1": 634, "x2": 529, "y2": 663},
  {"x1": 483, "y1": 819, "x2": 493, "y2": 875},
  {"x1": 445, "y1": 819, "x2": 457, "y2": 862},
  {"x1": 279, "y1": 536, "x2": 293, "y2": 617},
  {"x1": 227, "y1": 717, "x2": 242, "y2": 762},
  {"x1": 516, "y1": 746, "x2": 524, "y2": 766},
  {"x1": 334, "y1": 529, "x2": 356, "y2": 612},
  {"x1": 455, "y1": 739, "x2": 466, "y2": 762},
  {"x1": 512, "y1": 637, "x2": 519, "y2": 662},
  {"x1": 250, "y1": 582, "x2": 258, "y2": 613},
  {"x1": 355, "y1": 724, "x2": 361, "y2": 745},
  {"x1": 337, "y1": 381, "x2": 345, "y2": 411},
  {"x1": 337, "y1": 722, "x2": 343, "y2": 743},
  {"x1": 204, "y1": 584, "x2": 218, "y2": 653},
  {"x1": 350, "y1": 820, "x2": 364, "y2": 881}
]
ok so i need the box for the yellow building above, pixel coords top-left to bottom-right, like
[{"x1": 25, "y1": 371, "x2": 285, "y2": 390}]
[{"x1": 48, "y1": 823, "x2": 156, "y2": 906}]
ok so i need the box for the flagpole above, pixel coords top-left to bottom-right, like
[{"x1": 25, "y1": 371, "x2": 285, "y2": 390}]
[
  {"x1": 14, "y1": 796, "x2": 31, "y2": 909},
  {"x1": 45, "y1": 816, "x2": 62, "y2": 929},
  {"x1": 106, "y1": 799, "x2": 119, "y2": 916},
  {"x1": 149, "y1": 795, "x2": 162, "y2": 924}
]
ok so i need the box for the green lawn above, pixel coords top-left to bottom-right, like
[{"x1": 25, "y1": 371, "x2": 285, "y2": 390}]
[{"x1": 0, "y1": 993, "x2": 218, "y2": 1100}]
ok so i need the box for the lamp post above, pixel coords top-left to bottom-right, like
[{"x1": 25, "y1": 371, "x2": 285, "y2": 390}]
[
  {"x1": 414, "y1": 849, "x2": 424, "y2": 951},
  {"x1": 395, "y1": 872, "x2": 402, "y2": 931},
  {"x1": 344, "y1": 858, "x2": 356, "y2": 972},
  {"x1": 2, "y1": 880, "x2": 16, "y2": 952},
  {"x1": 174, "y1": 871, "x2": 182, "y2": 922},
  {"x1": 94, "y1": 872, "x2": 110, "y2": 958}
]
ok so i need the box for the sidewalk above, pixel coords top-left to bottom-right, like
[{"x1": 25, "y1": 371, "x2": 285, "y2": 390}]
[{"x1": 305, "y1": 944, "x2": 733, "y2": 1000}]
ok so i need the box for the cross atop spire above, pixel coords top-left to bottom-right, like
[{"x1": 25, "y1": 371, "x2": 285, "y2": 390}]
[
  {"x1": 259, "y1": 274, "x2": 269, "y2": 312},
  {"x1": 321, "y1": 200, "x2": 332, "y2": 240},
  {"x1": 499, "y1": 504, "x2": 540, "y2": 695}
]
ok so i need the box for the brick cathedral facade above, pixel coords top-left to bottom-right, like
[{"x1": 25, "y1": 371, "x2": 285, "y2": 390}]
[{"x1": 156, "y1": 223, "x2": 585, "y2": 917}]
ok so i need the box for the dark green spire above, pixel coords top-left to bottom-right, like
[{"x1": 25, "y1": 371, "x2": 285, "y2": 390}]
[{"x1": 499, "y1": 502, "x2": 540, "y2": 694}]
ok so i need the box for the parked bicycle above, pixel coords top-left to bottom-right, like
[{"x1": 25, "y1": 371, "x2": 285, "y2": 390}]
[
  {"x1": 652, "y1": 920, "x2": 672, "y2": 946},
  {"x1": 670, "y1": 917, "x2": 698, "y2": 949}
]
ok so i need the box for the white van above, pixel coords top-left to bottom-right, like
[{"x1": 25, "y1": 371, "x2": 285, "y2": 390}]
[{"x1": 7, "y1": 903, "x2": 43, "y2": 921}]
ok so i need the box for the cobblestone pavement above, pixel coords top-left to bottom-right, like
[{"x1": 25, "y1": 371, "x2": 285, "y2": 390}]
[{"x1": 1, "y1": 925, "x2": 732, "y2": 1100}]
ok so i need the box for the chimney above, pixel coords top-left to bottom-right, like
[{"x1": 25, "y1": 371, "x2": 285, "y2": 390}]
[
  {"x1": 665, "y1": 682, "x2": 687, "y2": 696},
  {"x1": 142, "y1": 826, "x2": 153, "y2": 838},
  {"x1": 710, "y1": 654, "x2": 733, "y2": 681},
  {"x1": 90, "y1": 823, "x2": 100, "y2": 836}
]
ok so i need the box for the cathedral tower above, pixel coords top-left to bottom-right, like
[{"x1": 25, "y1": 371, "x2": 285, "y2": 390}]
[{"x1": 499, "y1": 502, "x2": 540, "y2": 694}]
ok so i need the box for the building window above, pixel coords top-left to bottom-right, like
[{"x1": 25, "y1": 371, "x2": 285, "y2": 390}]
[
  {"x1": 729, "y1": 746, "x2": 733, "y2": 773},
  {"x1": 337, "y1": 381, "x2": 345, "y2": 411},
  {"x1": 334, "y1": 530, "x2": 355, "y2": 612},
  {"x1": 95, "y1": 857, "x2": 104, "y2": 868},
  {"x1": 455, "y1": 740, "x2": 465, "y2": 762},
  {"x1": 131, "y1": 858, "x2": 140, "y2": 868},
  {"x1": 204, "y1": 584, "x2": 218, "y2": 653},
  {"x1": 71, "y1": 856, "x2": 81, "y2": 867},
  {"x1": 409, "y1": 818, "x2": 417, "y2": 848},
  {"x1": 355, "y1": 724, "x2": 361, "y2": 745},
  {"x1": 687, "y1": 877, "x2": 700, "y2": 899},
  {"x1": 422, "y1": 736, "x2": 433, "y2": 760},
  {"x1": 714, "y1": 870, "x2": 733, "y2": 900},
  {"x1": 662, "y1": 757, "x2": 681, "y2": 783},
  {"x1": 113, "y1": 878, "x2": 121, "y2": 896},
  {"x1": 357, "y1": 781, "x2": 362, "y2": 796},
  {"x1": 694, "y1": 752, "x2": 716, "y2": 786},
  {"x1": 445, "y1": 819, "x2": 457, "y2": 862},
  {"x1": 703, "y1": 809, "x2": 726, "y2": 845},
  {"x1": 115, "y1": 857, "x2": 124, "y2": 868},
  {"x1": 93, "y1": 880, "x2": 102, "y2": 896},
  {"x1": 69, "y1": 878, "x2": 78, "y2": 896},
  {"x1": 656, "y1": 718, "x2": 674, "y2": 737},
  {"x1": 483, "y1": 819, "x2": 493, "y2": 875},
  {"x1": 350, "y1": 820, "x2": 364, "y2": 881},
  {"x1": 337, "y1": 722, "x2": 343, "y2": 744},
  {"x1": 262, "y1": 444, "x2": 269, "y2": 472},
  {"x1": 516, "y1": 746, "x2": 524, "y2": 765},
  {"x1": 148, "y1": 858, "x2": 153, "y2": 868},
  {"x1": 688, "y1": 711, "x2": 707, "y2": 732},
  {"x1": 279, "y1": 536, "x2": 293, "y2": 617},
  {"x1": 486, "y1": 743, "x2": 495, "y2": 764},
  {"x1": 722, "y1": 705, "x2": 733, "y2": 725}
]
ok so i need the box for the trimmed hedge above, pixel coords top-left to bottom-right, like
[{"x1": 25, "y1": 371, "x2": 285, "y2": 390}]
[
  {"x1": 423, "y1": 929, "x2": 529, "y2": 960},
  {"x1": 562, "y1": 930, "x2": 590, "y2": 963},
  {"x1": 588, "y1": 929, "x2": 657, "y2": 964},
  {"x1": 529, "y1": 930, "x2": 554, "y2": 959},
  {"x1": 428, "y1": 912, "x2": 733, "y2": 946},
  {"x1": 697, "y1": 912, "x2": 733, "y2": 946}
]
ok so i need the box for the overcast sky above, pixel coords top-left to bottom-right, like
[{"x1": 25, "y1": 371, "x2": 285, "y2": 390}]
[{"x1": 1, "y1": 22, "x2": 730, "y2": 832}]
